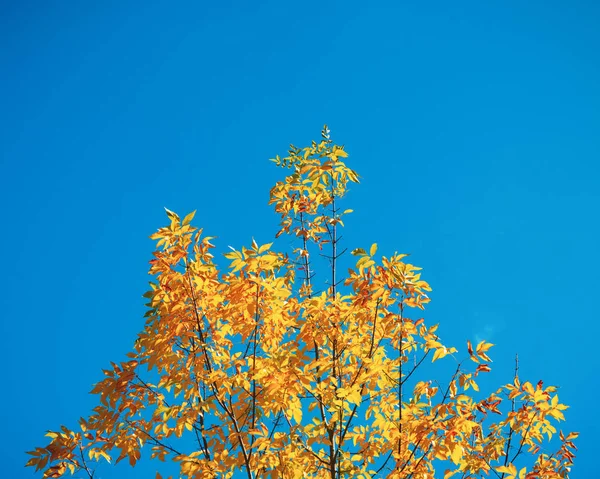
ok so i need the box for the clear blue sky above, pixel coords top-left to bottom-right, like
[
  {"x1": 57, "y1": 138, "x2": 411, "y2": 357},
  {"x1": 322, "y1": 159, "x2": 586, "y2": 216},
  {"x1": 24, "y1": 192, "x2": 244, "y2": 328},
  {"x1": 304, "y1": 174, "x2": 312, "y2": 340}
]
[{"x1": 2, "y1": 1, "x2": 598, "y2": 478}]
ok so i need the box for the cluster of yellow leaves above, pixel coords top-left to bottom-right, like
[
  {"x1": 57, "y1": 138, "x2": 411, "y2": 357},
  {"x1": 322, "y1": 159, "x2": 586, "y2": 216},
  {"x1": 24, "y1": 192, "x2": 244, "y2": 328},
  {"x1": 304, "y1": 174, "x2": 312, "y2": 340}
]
[
  {"x1": 27, "y1": 127, "x2": 576, "y2": 479},
  {"x1": 269, "y1": 126, "x2": 358, "y2": 253}
]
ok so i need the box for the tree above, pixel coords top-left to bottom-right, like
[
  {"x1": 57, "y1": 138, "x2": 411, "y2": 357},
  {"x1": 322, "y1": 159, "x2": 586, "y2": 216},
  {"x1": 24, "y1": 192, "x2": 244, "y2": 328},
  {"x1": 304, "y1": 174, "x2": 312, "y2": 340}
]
[{"x1": 27, "y1": 126, "x2": 576, "y2": 479}]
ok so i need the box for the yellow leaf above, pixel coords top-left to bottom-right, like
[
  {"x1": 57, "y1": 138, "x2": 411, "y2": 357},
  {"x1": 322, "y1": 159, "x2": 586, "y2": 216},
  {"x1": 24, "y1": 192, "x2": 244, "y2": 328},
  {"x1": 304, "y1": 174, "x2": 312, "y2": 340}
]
[
  {"x1": 549, "y1": 409, "x2": 565, "y2": 421},
  {"x1": 432, "y1": 347, "x2": 447, "y2": 362},
  {"x1": 347, "y1": 389, "x2": 362, "y2": 406},
  {"x1": 333, "y1": 146, "x2": 348, "y2": 158},
  {"x1": 258, "y1": 242, "x2": 273, "y2": 254},
  {"x1": 182, "y1": 210, "x2": 196, "y2": 226},
  {"x1": 475, "y1": 341, "x2": 494, "y2": 361},
  {"x1": 497, "y1": 464, "x2": 517, "y2": 476},
  {"x1": 164, "y1": 207, "x2": 179, "y2": 222},
  {"x1": 370, "y1": 243, "x2": 378, "y2": 256},
  {"x1": 98, "y1": 450, "x2": 112, "y2": 463},
  {"x1": 450, "y1": 444, "x2": 462, "y2": 464},
  {"x1": 292, "y1": 406, "x2": 302, "y2": 424},
  {"x1": 514, "y1": 376, "x2": 521, "y2": 389},
  {"x1": 476, "y1": 341, "x2": 494, "y2": 353}
]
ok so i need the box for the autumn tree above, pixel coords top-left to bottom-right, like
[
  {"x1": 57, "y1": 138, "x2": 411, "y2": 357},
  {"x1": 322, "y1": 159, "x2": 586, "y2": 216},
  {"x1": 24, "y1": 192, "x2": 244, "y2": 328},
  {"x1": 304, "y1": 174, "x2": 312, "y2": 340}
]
[{"x1": 27, "y1": 126, "x2": 577, "y2": 479}]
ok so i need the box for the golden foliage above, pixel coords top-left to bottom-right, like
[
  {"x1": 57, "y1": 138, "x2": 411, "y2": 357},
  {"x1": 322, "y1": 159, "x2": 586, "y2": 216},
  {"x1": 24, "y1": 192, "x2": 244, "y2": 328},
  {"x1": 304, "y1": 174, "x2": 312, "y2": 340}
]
[{"x1": 27, "y1": 126, "x2": 576, "y2": 479}]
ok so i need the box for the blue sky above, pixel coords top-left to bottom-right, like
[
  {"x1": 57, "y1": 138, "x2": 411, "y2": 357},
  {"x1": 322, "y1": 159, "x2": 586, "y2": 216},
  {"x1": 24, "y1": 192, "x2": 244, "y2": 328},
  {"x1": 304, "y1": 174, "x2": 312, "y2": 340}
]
[{"x1": 2, "y1": 1, "x2": 598, "y2": 477}]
